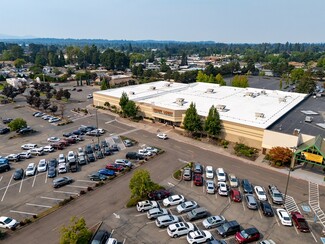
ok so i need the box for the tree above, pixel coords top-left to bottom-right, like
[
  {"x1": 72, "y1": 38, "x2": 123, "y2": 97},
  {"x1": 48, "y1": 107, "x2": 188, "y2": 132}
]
[
  {"x1": 119, "y1": 92, "x2": 129, "y2": 110},
  {"x1": 183, "y1": 102, "x2": 202, "y2": 135},
  {"x1": 60, "y1": 216, "x2": 92, "y2": 244},
  {"x1": 49, "y1": 104, "x2": 58, "y2": 113},
  {"x1": 8, "y1": 118, "x2": 27, "y2": 131},
  {"x1": 231, "y1": 75, "x2": 249, "y2": 88},
  {"x1": 129, "y1": 169, "x2": 160, "y2": 199},
  {"x1": 14, "y1": 58, "x2": 26, "y2": 68},
  {"x1": 215, "y1": 73, "x2": 226, "y2": 86},
  {"x1": 290, "y1": 68, "x2": 305, "y2": 83},
  {"x1": 268, "y1": 147, "x2": 292, "y2": 166},
  {"x1": 204, "y1": 105, "x2": 222, "y2": 138},
  {"x1": 279, "y1": 79, "x2": 283, "y2": 90},
  {"x1": 123, "y1": 100, "x2": 138, "y2": 118},
  {"x1": 56, "y1": 88, "x2": 64, "y2": 100},
  {"x1": 100, "y1": 78, "x2": 108, "y2": 90},
  {"x1": 180, "y1": 52, "x2": 188, "y2": 66},
  {"x1": 42, "y1": 99, "x2": 51, "y2": 110},
  {"x1": 63, "y1": 89, "x2": 71, "y2": 100},
  {"x1": 2, "y1": 84, "x2": 18, "y2": 100}
]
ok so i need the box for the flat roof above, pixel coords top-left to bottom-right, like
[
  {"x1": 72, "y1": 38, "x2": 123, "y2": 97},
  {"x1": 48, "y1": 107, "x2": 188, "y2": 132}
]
[{"x1": 95, "y1": 81, "x2": 307, "y2": 129}]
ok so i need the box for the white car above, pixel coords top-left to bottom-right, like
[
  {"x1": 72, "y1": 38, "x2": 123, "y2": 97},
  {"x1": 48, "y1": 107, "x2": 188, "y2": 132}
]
[
  {"x1": 87, "y1": 94, "x2": 93, "y2": 99},
  {"x1": 145, "y1": 146, "x2": 158, "y2": 154},
  {"x1": 254, "y1": 186, "x2": 267, "y2": 201},
  {"x1": 163, "y1": 195, "x2": 185, "y2": 207},
  {"x1": 147, "y1": 207, "x2": 168, "y2": 220},
  {"x1": 136, "y1": 200, "x2": 158, "y2": 212},
  {"x1": 276, "y1": 208, "x2": 292, "y2": 226},
  {"x1": 155, "y1": 215, "x2": 179, "y2": 228},
  {"x1": 138, "y1": 149, "x2": 152, "y2": 156},
  {"x1": 47, "y1": 137, "x2": 60, "y2": 142},
  {"x1": 202, "y1": 215, "x2": 226, "y2": 229},
  {"x1": 25, "y1": 163, "x2": 37, "y2": 176},
  {"x1": 97, "y1": 128, "x2": 105, "y2": 134},
  {"x1": 67, "y1": 151, "x2": 76, "y2": 162},
  {"x1": 43, "y1": 145, "x2": 54, "y2": 152},
  {"x1": 77, "y1": 148, "x2": 85, "y2": 157},
  {"x1": 176, "y1": 200, "x2": 198, "y2": 213},
  {"x1": 187, "y1": 230, "x2": 212, "y2": 244},
  {"x1": 157, "y1": 133, "x2": 168, "y2": 140},
  {"x1": 228, "y1": 173, "x2": 239, "y2": 188},
  {"x1": 205, "y1": 166, "x2": 214, "y2": 179},
  {"x1": 217, "y1": 182, "x2": 229, "y2": 196},
  {"x1": 167, "y1": 222, "x2": 194, "y2": 238},
  {"x1": 58, "y1": 163, "x2": 67, "y2": 174},
  {"x1": 21, "y1": 143, "x2": 37, "y2": 150},
  {"x1": 19, "y1": 151, "x2": 32, "y2": 159},
  {"x1": 37, "y1": 159, "x2": 48, "y2": 172},
  {"x1": 0, "y1": 216, "x2": 19, "y2": 229},
  {"x1": 106, "y1": 238, "x2": 117, "y2": 244},
  {"x1": 216, "y1": 168, "x2": 226, "y2": 182},
  {"x1": 206, "y1": 180, "x2": 215, "y2": 194},
  {"x1": 49, "y1": 117, "x2": 60, "y2": 123}
]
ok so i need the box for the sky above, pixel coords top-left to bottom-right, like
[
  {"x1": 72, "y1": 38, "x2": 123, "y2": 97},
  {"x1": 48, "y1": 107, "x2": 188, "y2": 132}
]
[{"x1": 1, "y1": 0, "x2": 325, "y2": 43}]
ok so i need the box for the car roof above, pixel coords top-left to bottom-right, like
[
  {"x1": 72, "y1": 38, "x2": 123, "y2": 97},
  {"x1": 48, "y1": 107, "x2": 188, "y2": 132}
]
[{"x1": 244, "y1": 227, "x2": 259, "y2": 234}]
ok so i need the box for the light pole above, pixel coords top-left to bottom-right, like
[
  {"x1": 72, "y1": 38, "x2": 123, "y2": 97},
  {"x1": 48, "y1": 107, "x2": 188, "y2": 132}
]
[
  {"x1": 95, "y1": 107, "x2": 99, "y2": 145},
  {"x1": 283, "y1": 147, "x2": 297, "y2": 206}
]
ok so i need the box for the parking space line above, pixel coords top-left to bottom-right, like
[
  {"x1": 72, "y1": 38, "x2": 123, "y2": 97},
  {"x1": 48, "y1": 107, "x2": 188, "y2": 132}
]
[
  {"x1": 109, "y1": 229, "x2": 114, "y2": 238},
  {"x1": 158, "y1": 229, "x2": 165, "y2": 232},
  {"x1": 258, "y1": 209, "x2": 263, "y2": 219},
  {"x1": 310, "y1": 231, "x2": 317, "y2": 242},
  {"x1": 10, "y1": 210, "x2": 37, "y2": 215},
  {"x1": 77, "y1": 179, "x2": 94, "y2": 183},
  {"x1": 242, "y1": 201, "x2": 246, "y2": 211},
  {"x1": 1, "y1": 174, "x2": 13, "y2": 202},
  {"x1": 26, "y1": 203, "x2": 52, "y2": 208},
  {"x1": 32, "y1": 174, "x2": 37, "y2": 188},
  {"x1": 40, "y1": 196, "x2": 64, "y2": 201},
  {"x1": 194, "y1": 223, "x2": 199, "y2": 230},
  {"x1": 65, "y1": 185, "x2": 88, "y2": 189},
  {"x1": 53, "y1": 190, "x2": 80, "y2": 195},
  {"x1": 19, "y1": 176, "x2": 24, "y2": 193},
  {"x1": 274, "y1": 214, "x2": 280, "y2": 226},
  {"x1": 122, "y1": 238, "x2": 126, "y2": 244},
  {"x1": 293, "y1": 225, "x2": 299, "y2": 235},
  {"x1": 45, "y1": 175, "x2": 48, "y2": 184},
  {"x1": 145, "y1": 221, "x2": 155, "y2": 225},
  {"x1": 135, "y1": 213, "x2": 147, "y2": 217},
  {"x1": 0, "y1": 176, "x2": 2, "y2": 182}
]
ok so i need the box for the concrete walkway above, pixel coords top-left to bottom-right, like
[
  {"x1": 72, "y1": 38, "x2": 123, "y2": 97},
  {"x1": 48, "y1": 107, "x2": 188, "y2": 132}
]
[{"x1": 95, "y1": 106, "x2": 325, "y2": 186}]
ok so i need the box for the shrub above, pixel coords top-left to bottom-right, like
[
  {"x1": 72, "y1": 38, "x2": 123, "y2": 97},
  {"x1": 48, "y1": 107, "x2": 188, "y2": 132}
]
[
  {"x1": 173, "y1": 169, "x2": 182, "y2": 180},
  {"x1": 221, "y1": 140, "x2": 229, "y2": 148},
  {"x1": 126, "y1": 196, "x2": 143, "y2": 208},
  {"x1": 80, "y1": 190, "x2": 86, "y2": 195},
  {"x1": 25, "y1": 218, "x2": 32, "y2": 224},
  {"x1": 234, "y1": 143, "x2": 257, "y2": 158},
  {"x1": 87, "y1": 186, "x2": 93, "y2": 191}
]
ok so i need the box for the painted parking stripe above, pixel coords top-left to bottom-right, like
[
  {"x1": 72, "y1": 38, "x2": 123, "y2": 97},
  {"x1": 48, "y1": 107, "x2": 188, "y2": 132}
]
[
  {"x1": 1, "y1": 174, "x2": 13, "y2": 202},
  {"x1": 40, "y1": 196, "x2": 64, "y2": 201},
  {"x1": 135, "y1": 213, "x2": 147, "y2": 217},
  {"x1": 258, "y1": 209, "x2": 263, "y2": 219},
  {"x1": 53, "y1": 190, "x2": 79, "y2": 195},
  {"x1": 159, "y1": 229, "x2": 165, "y2": 232},
  {"x1": 0, "y1": 176, "x2": 2, "y2": 182},
  {"x1": 65, "y1": 185, "x2": 88, "y2": 189},
  {"x1": 26, "y1": 203, "x2": 52, "y2": 208},
  {"x1": 76, "y1": 179, "x2": 94, "y2": 183},
  {"x1": 19, "y1": 176, "x2": 24, "y2": 193},
  {"x1": 310, "y1": 231, "x2": 317, "y2": 242},
  {"x1": 10, "y1": 210, "x2": 37, "y2": 215},
  {"x1": 146, "y1": 221, "x2": 155, "y2": 225},
  {"x1": 122, "y1": 238, "x2": 126, "y2": 244},
  {"x1": 109, "y1": 229, "x2": 114, "y2": 238},
  {"x1": 32, "y1": 174, "x2": 37, "y2": 188}
]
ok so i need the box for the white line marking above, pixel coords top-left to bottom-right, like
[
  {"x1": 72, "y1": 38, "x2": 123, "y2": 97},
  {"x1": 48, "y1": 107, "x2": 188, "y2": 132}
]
[
  {"x1": 146, "y1": 221, "x2": 155, "y2": 225},
  {"x1": 65, "y1": 185, "x2": 88, "y2": 189},
  {"x1": 45, "y1": 174, "x2": 48, "y2": 184},
  {"x1": 274, "y1": 215, "x2": 280, "y2": 226},
  {"x1": 32, "y1": 174, "x2": 37, "y2": 188},
  {"x1": 53, "y1": 190, "x2": 79, "y2": 195},
  {"x1": 122, "y1": 238, "x2": 126, "y2": 244},
  {"x1": 10, "y1": 210, "x2": 37, "y2": 215},
  {"x1": 76, "y1": 179, "x2": 94, "y2": 183},
  {"x1": 135, "y1": 213, "x2": 147, "y2": 217},
  {"x1": 159, "y1": 229, "x2": 165, "y2": 232},
  {"x1": 26, "y1": 203, "x2": 52, "y2": 208},
  {"x1": 19, "y1": 176, "x2": 24, "y2": 193},
  {"x1": 242, "y1": 201, "x2": 246, "y2": 211},
  {"x1": 1, "y1": 174, "x2": 13, "y2": 202},
  {"x1": 0, "y1": 176, "x2": 2, "y2": 182},
  {"x1": 105, "y1": 120, "x2": 116, "y2": 124},
  {"x1": 109, "y1": 229, "x2": 115, "y2": 238},
  {"x1": 310, "y1": 231, "x2": 317, "y2": 242},
  {"x1": 258, "y1": 209, "x2": 263, "y2": 219},
  {"x1": 40, "y1": 196, "x2": 64, "y2": 201}
]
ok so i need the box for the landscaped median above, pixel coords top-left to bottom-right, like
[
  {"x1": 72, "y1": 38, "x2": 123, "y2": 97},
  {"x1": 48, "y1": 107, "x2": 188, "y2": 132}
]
[{"x1": 173, "y1": 161, "x2": 194, "y2": 181}]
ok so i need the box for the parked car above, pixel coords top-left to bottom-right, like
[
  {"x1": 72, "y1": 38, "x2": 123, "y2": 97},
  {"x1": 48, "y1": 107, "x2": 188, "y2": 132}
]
[
  {"x1": 43, "y1": 145, "x2": 54, "y2": 152},
  {"x1": 163, "y1": 195, "x2": 185, "y2": 207},
  {"x1": 48, "y1": 117, "x2": 60, "y2": 123},
  {"x1": 37, "y1": 159, "x2": 48, "y2": 172},
  {"x1": 93, "y1": 144, "x2": 101, "y2": 151},
  {"x1": 5, "y1": 154, "x2": 21, "y2": 162},
  {"x1": 19, "y1": 151, "x2": 32, "y2": 159},
  {"x1": 276, "y1": 208, "x2": 292, "y2": 226},
  {"x1": 183, "y1": 168, "x2": 192, "y2": 181},
  {"x1": 228, "y1": 174, "x2": 239, "y2": 187},
  {"x1": 100, "y1": 140, "x2": 108, "y2": 148},
  {"x1": 105, "y1": 163, "x2": 124, "y2": 172},
  {"x1": 216, "y1": 168, "x2": 226, "y2": 182},
  {"x1": 114, "y1": 159, "x2": 132, "y2": 168},
  {"x1": 63, "y1": 132, "x2": 73, "y2": 137},
  {"x1": 58, "y1": 154, "x2": 66, "y2": 164},
  {"x1": 167, "y1": 222, "x2": 194, "y2": 238},
  {"x1": 176, "y1": 200, "x2": 198, "y2": 213},
  {"x1": 260, "y1": 201, "x2": 274, "y2": 217},
  {"x1": 21, "y1": 143, "x2": 37, "y2": 150},
  {"x1": 217, "y1": 182, "x2": 229, "y2": 196},
  {"x1": 155, "y1": 214, "x2": 179, "y2": 228},
  {"x1": 25, "y1": 163, "x2": 37, "y2": 176},
  {"x1": 109, "y1": 144, "x2": 119, "y2": 151},
  {"x1": 242, "y1": 179, "x2": 253, "y2": 194},
  {"x1": 147, "y1": 190, "x2": 171, "y2": 200},
  {"x1": 147, "y1": 207, "x2": 168, "y2": 220},
  {"x1": 0, "y1": 216, "x2": 19, "y2": 230},
  {"x1": 138, "y1": 149, "x2": 152, "y2": 157},
  {"x1": 136, "y1": 200, "x2": 158, "y2": 212},
  {"x1": 291, "y1": 211, "x2": 310, "y2": 232},
  {"x1": 17, "y1": 127, "x2": 34, "y2": 135},
  {"x1": 157, "y1": 133, "x2": 168, "y2": 139},
  {"x1": 29, "y1": 147, "x2": 44, "y2": 156},
  {"x1": 193, "y1": 174, "x2": 203, "y2": 186},
  {"x1": 87, "y1": 94, "x2": 93, "y2": 99},
  {"x1": 51, "y1": 142, "x2": 64, "y2": 150},
  {"x1": 187, "y1": 230, "x2": 212, "y2": 244},
  {"x1": 89, "y1": 172, "x2": 107, "y2": 181},
  {"x1": 216, "y1": 220, "x2": 241, "y2": 238},
  {"x1": 48, "y1": 158, "x2": 58, "y2": 168},
  {"x1": 235, "y1": 227, "x2": 260, "y2": 244},
  {"x1": 123, "y1": 139, "x2": 133, "y2": 147},
  {"x1": 230, "y1": 189, "x2": 242, "y2": 202},
  {"x1": 245, "y1": 194, "x2": 258, "y2": 210},
  {"x1": 0, "y1": 128, "x2": 10, "y2": 134},
  {"x1": 202, "y1": 215, "x2": 226, "y2": 229},
  {"x1": 2, "y1": 118, "x2": 13, "y2": 124},
  {"x1": 268, "y1": 185, "x2": 284, "y2": 205},
  {"x1": 205, "y1": 165, "x2": 214, "y2": 179},
  {"x1": 58, "y1": 163, "x2": 67, "y2": 174},
  {"x1": 47, "y1": 166, "x2": 56, "y2": 178},
  {"x1": 186, "y1": 207, "x2": 208, "y2": 221},
  {"x1": 254, "y1": 186, "x2": 267, "y2": 201},
  {"x1": 47, "y1": 137, "x2": 60, "y2": 142},
  {"x1": 53, "y1": 176, "x2": 73, "y2": 188},
  {"x1": 78, "y1": 155, "x2": 87, "y2": 165},
  {"x1": 94, "y1": 150, "x2": 104, "y2": 159},
  {"x1": 98, "y1": 169, "x2": 116, "y2": 176},
  {"x1": 13, "y1": 168, "x2": 24, "y2": 180},
  {"x1": 145, "y1": 146, "x2": 158, "y2": 154},
  {"x1": 102, "y1": 147, "x2": 112, "y2": 156},
  {"x1": 206, "y1": 180, "x2": 215, "y2": 194}
]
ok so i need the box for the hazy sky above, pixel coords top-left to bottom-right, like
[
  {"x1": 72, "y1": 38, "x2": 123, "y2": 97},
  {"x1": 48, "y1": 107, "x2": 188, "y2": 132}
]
[{"x1": 1, "y1": 0, "x2": 324, "y2": 43}]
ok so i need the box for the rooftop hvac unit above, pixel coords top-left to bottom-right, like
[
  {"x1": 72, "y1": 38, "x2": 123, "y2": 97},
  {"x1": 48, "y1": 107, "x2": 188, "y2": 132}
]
[
  {"x1": 278, "y1": 97, "x2": 286, "y2": 102},
  {"x1": 206, "y1": 88, "x2": 214, "y2": 93},
  {"x1": 165, "y1": 82, "x2": 171, "y2": 87},
  {"x1": 261, "y1": 90, "x2": 267, "y2": 95},
  {"x1": 216, "y1": 104, "x2": 226, "y2": 111},
  {"x1": 245, "y1": 92, "x2": 254, "y2": 97},
  {"x1": 149, "y1": 86, "x2": 156, "y2": 90},
  {"x1": 129, "y1": 91, "x2": 135, "y2": 95},
  {"x1": 255, "y1": 112, "x2": 265, "y2": 118},
  {"x1": 175, "y1": 98, "x2": 185, "y2": 106}
]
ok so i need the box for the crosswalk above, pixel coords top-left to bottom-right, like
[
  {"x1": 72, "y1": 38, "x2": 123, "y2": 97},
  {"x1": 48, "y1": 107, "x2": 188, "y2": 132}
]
[
  {"x1": 283, "y1": 195, "x2": 300, "y2": 213},
  {"x1": 309, "y1": 182, "x2": 325, "y2": 228}
]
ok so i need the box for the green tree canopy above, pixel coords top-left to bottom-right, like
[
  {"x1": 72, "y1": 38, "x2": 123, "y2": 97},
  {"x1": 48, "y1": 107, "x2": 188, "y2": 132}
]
[
  {"x1": 204, "y1": 105, "x2": 222, "y2": 137},
  {"x1": 14, "y1": 58, "x2": 26, "y2": 68},
  {"x1": 231, "y1": 75, "x2": 249, "y2": 88},
  {"x1": 129, "y1": 169, "x2": 160, "y2": 199},
  {"x1": 119, "y1": 92, "x2": 129, "y2": 110},
  {"x1": 290, "y1": 68, "x2": 305, "y2": 83},
  {"x1": 215, "y1": 73, "x2": 226, "y2": 86},
  {"x1": 100, "y1": 79, "x2": 108, "y2": 90},
  {"x1": 60, "y1": 216, "x2": 92, "y2": 244},
  {"x1": 183, "y1": 102, "x2": 202, "y2": 134},
  {"x1": 8, "y1": 118, "x2": 27, "y2": 131},
  {"x1": 123, "y1": 100, "x2": 138, "y2": 118}
]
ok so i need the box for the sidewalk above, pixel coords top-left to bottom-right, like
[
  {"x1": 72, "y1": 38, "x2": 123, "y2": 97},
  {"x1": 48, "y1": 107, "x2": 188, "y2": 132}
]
[{"x1": 95, "y1": 107, "x2": 325, "y2": 187}]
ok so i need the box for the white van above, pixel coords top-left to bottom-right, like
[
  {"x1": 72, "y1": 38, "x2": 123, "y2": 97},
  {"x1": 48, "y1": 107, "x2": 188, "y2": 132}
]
[{"x1": 21, "y1": 144, "x2": 38, "y2": 150}]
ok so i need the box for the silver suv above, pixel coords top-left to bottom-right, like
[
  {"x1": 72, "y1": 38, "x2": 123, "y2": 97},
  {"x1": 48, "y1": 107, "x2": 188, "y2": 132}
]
[
  {"x1": 155, "y1": 215, "x2": 179, "y2": 228},
  {"x1": 183, "y1": 168, "x2": 192, "y2": 181}
]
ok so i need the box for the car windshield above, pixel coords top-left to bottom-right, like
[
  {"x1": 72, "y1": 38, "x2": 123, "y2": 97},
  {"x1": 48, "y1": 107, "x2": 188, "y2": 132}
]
[
  {"x1": 207, "y1": 217, "x2": 214, "y2": 223},
  {"x1": 4, "y1": 217, "x2": 12, "y2": 224},
  {"x1": 258, "y1": 190, "x2": 265, "y2": 195},
  {"x1": 283, "y1": 216, "x2": 290, "y2": 220},
  {"x1": 274, "y1": 193, "x2": 282, "y2": 198},
  {"x1": 231, "y1": 178, "x2": 237, "y2": 182},
  {"x1": 240, "y1": 230, "x2": 249, "y2": 238}
]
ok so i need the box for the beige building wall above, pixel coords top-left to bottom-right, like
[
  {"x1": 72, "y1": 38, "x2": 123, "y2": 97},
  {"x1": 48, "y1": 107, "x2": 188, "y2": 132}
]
[{"x1": 262, "y1": 130, "x2": 299, "y2": 150}]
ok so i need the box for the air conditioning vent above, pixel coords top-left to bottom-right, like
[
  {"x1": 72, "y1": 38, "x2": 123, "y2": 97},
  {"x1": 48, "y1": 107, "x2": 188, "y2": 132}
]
[
  {"x1": 278, "y1": 97, "x2": 286, "y2": 102},
  {"x1": 206, "y1": 88, "x2": 214, "y2": 93},
  {"x1": 255, "y1": 112, "x2": 265, "y2": 118},
  {"x1": 129, "y1": 91, "x2": 135, "y2": 95},
  {"x1": 216, "y1": 104, "x2": 226, "y2": 111},
  {"x1": 175, "y1": 98, "x2": 185, "y2": 106},
  {"x1": 165, "y1": 82, "x2": 171, "y2": 87},
  {"x1": 149, "y1": 86, "x2": 156, "y2": 90}
]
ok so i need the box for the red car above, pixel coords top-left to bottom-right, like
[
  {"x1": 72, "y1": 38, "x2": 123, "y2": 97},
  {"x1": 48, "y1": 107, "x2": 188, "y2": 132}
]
[
  {"x1": 105, "y1": 163, "x2": 124, "y2": 172},
  {"x1": 230, "y1": 189, "x2": 242, "y2": 202},
  {"x1": 59, "y1": 140, "x2": 70, "y2": 147},
  {"x1": 193, "y1": 174, "x2": 203, "y2": 186},
  {"x1": 235, "y1": 227, "x2": 260, "y2": 243},
  {"x1": 291, "y1": 211, "x2": 310, "y2": 232},
  {"x1": 51, "y1": 142, "x2": 64, "y2": 150},
  {"x1": 64, "y1": 137, "x2": 76, "y2": 144},
  {"x1": 148, "y1": 190, "x2": 171, "y2": 200}
]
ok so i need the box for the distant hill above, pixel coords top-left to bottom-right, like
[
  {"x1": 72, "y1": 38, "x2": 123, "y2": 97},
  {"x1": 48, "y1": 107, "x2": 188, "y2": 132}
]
[{"x1": 0, "y1": 34, "x2": 36, "y2": 39}]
